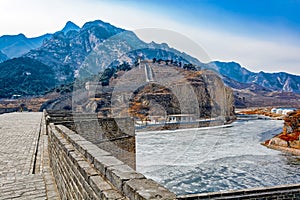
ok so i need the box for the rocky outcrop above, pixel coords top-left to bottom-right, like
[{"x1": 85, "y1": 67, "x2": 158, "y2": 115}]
[
  {"x1": 82, "y1": 63, "x2": 235, "y2": 124},
  {"x1": 264, "y1": 110, "x2": 300, "y2": 151}
]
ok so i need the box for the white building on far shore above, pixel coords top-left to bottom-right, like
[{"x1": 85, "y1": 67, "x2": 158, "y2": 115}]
[{"x1": 271, "y1": 107, "x2": 297, "y2": 115}]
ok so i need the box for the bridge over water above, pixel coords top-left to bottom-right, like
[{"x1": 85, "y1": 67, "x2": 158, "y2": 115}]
[{"x1": 1, "y1": 112, "x2": 300, "y2": 199}]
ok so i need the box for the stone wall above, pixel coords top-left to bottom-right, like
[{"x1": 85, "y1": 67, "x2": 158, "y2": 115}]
[
  {"x1": 177, "y1": 184, "x2": 300, "y2": 200},
  {"x1": 46, "y1": 111, "x2": 300, "y2": 200},
  {"x1": 47, "y1": 122, "x2": 176, "y2": 200},
  {"x1": 45, "y1": 111, "x2": 136, "y2": 169},
  {"x1": 70, "y1": 117, "x2": 136, "y2": 170}
]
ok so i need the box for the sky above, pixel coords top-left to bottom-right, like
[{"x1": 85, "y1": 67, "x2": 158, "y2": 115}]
[{"x1": 0, "y1": 0, "x2": 299, "y2": 74}]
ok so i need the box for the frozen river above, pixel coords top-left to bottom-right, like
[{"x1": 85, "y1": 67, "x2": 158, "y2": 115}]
[{"x1": 136, "y1": 120, "x2": 300, "y2": 195}]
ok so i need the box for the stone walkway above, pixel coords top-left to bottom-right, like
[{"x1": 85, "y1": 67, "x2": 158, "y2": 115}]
[{"x1": 0, "y1": 112, "x2": 59, "y2": 200}]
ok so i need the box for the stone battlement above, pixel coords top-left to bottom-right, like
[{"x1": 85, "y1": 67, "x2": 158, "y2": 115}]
[{"x1": 45, "y1": 111, "x2": 176, "y2": 199}]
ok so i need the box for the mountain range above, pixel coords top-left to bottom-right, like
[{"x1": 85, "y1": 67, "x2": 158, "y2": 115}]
[
  {"x1": 0, "y1": 21, "x2": 79, "y2": 59},
  {"x1": 25, "y1": 20, "x2": 202, "y2": 83},
  {"x1": 206, "y1": 61, "x2": 300, "y2": 94},
  {"x1": 0, "y1": 19, "x2": 299, "y2": 107}
]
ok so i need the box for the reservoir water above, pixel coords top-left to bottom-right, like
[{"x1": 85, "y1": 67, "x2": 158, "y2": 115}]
[{"x1": 136, "y1": 120, "x2": 300, "y2": 195}]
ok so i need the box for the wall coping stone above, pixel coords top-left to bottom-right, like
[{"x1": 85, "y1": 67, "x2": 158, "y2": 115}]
[{"x1": 124, "y1": 178, "x2": 177, "y2": 200}]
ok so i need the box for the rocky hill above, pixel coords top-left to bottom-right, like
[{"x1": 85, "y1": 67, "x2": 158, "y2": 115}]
[
  {"x1": 43, "y1": 62, "x2": 235, "y2": 127},
  {"x1": 0, "y1": 57, "x2": 56, "y2": 98},
  {"x1": 127, "y1": 67, "x2": 235, "y2": 121}
]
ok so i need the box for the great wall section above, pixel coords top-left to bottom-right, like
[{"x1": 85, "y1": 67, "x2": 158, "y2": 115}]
[{"x1": 1, "y1": 111, "x2": 300, "y2": 199}]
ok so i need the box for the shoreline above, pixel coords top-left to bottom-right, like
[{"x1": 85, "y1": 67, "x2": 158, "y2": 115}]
[
  {"x1": 135, "y1": 119, "x2": 235, "y2": 132},
  {"x1": 136, "y1": 123, "x2": 233, "y2": 134},
  {"x1": 236, "y1": 107, "x2": 286, "y2": 120},
  {"x1": 262, "y1": 143, "x2": 300, "y2": 156}
]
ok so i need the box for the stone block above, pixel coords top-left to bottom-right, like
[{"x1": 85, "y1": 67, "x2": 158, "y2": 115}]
[
  {"x1": 55, "y1": 124, "x2": 76, "y2": 136},
  {"x1": 76, "y1": 160, "x2": 98, "y2": 182},
  {"x1": 74, "y1": 140, "x2": 95, "y2": 156},
  {"x1": 106, "y1": 164, "x2": 145, "y2": 192},
  {"x1": 67, "y1": 134, "x2": 88, "y2": 147},
  {"x1": 123, "y1": 179, "x2": 176, "y2": 200},
  {"x1": 101, "y1": 189, "x2": 125, "y2": 200},
  {"x1": 69, "y1": 151, "x2": 85, "y2": 165},
  {"x1": 89, "y1": 175, "x2": 112, "y2": 198},
  {"x1": 85, "y1": 148, "x2": 111, "y2": 165},
  {"x1": 93, "y1": 155, "x2": 124, "y2": 175}
]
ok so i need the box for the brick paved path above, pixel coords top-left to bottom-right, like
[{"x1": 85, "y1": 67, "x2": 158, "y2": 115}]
[{"x1": 0, "y1": 112, "x2": 59, "y2": 200}]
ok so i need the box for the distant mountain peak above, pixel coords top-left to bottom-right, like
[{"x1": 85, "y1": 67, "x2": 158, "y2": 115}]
[
  {"x1": 1, "y1": 33, "x2": 26, "y2": 39},
  {"x1": 16, "y1": 33, "x2": 26, "y2": 38},
  {"x1": 61, "y1": 21, "x2": 80, "y2": 34},
  {"x1": 82, "y1": 19, "x2": 107, "y2": 27},
  {"x1": 81, "y1": 20, "x2": 125, "y2": 33},
  {"x1": 213, "y1": 61, "x2": 241, "y2": 67}
]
